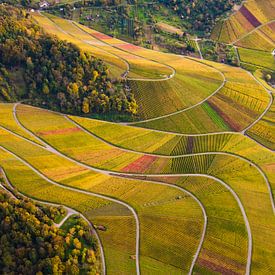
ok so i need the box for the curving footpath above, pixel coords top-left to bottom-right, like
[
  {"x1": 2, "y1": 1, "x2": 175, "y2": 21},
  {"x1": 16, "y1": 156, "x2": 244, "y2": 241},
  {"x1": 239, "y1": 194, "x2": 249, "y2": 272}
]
[
  {"x1": 125, "y1": 68, "x2": 226, "y2": 125},
  {"x1": 71, "y1": 21, "x2": 176, "y2": 81},
  {"x1": 9, "y1": 106, "x2": 210, "y2": 275},
  {"x1": 8, "y1": 103, "x2": 275, "y2": 216},
  {"x1": 8, "y1": 108, "x2": 257, "y2": 274},
  {"x1": 0, "y1": 167, "x2": 106, "y2": 274},
  {"x1": 66, "y1": 115, "x2": 275, "y2": 214},
  {"x1": 0, "y1": 146, "x2": 141, "y2": 275}
]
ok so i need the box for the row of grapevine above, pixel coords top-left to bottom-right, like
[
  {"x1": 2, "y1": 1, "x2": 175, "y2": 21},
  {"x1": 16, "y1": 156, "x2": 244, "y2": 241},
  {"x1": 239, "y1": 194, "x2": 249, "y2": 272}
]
[{"x1": 212, "y1": 0, "x2": 275, "y2": 44}]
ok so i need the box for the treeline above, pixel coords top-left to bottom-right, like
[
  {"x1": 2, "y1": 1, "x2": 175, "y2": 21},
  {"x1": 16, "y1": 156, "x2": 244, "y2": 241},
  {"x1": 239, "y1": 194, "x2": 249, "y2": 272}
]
[
  {"x1": 0, "y1": 189, "x2": 100, "y2": 274},
  {"x1": 0, "y1": 5, "x2": 137, "y2": 116}
]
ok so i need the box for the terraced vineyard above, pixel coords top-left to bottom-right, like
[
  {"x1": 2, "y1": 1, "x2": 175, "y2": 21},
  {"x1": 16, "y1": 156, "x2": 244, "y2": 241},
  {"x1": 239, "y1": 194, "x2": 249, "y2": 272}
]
[
  {"x1": 1, "y1": 6, "x2": 275, "y2": 275},
  {"x1": 211, "y1": 0, "x2": 275, "y2": 70},
  {"x1": 33, "y1": 13, "x2": 224, "y2": 120}
]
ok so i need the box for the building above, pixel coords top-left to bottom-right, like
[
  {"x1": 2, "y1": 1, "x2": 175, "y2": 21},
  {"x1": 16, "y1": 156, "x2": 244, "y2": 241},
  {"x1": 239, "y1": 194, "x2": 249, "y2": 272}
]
[{"x1": 39, "y1": 1, "x2": 50, "y2": 9}]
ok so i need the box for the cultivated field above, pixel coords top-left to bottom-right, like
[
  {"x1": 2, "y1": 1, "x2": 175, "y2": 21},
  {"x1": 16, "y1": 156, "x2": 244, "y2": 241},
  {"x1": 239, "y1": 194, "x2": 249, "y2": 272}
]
[
  {"x1": 1, "y1": 101, "x2": 274, "y2": 274},
  {"x1": 211, "y1": 0, "x2": 275, "y2": 70},
  {"x1": 1, "y1": 8, "x2": 274, "y2": 274}
]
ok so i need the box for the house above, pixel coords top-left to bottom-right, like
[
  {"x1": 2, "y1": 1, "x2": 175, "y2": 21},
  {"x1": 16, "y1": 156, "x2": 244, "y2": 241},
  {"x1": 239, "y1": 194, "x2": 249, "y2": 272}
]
[{"x1": 39, "y1": 1, "x2": 50, "y2": 9}]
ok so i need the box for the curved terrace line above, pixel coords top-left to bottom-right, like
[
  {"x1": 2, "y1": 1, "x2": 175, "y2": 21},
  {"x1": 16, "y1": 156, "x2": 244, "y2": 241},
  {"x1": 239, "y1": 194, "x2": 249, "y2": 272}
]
[
  {"x1": 0, "y1": 143, "x2": 253, "y2": 275},
  {"x1": 70, "y1": 21, "x2": 176, "y2": 81},
  {"x1": 125, "y1": 68, "x2": 226, "y2": 125},
  {"x1": 12, "y1": 104, "x2": 275, "y2": 215},
  {"x1": 232, "y1": 19, "x2": 275, "y2": 45},
  {"x1": 5, "y1": 109, "x2": 258, "y2": 273},
  {"x1": 65, "y1": 115, "x2": 275, "y2": 214},
  {"x1": 0, "y1": 167, "x2": 106, "y2": 274},
  {"x1": 0, "y1": 146, "x2": 141, "y2": 275},
  {"x1": 0, "y1": 144, "x2": 207, "y2": 275},
  {"x1": 126, "y1": 55, "x2": 271, "y2": 125}
]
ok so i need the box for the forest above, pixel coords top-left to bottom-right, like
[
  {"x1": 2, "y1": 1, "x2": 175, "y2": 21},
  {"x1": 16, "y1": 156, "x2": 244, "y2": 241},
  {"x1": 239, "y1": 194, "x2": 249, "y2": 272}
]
[
  {"x1": 0, "y1": 5, "x2": 137, "y2": 116},
  {"x1": 0, "y1": 189, "x2": 100, "y2": 274}
]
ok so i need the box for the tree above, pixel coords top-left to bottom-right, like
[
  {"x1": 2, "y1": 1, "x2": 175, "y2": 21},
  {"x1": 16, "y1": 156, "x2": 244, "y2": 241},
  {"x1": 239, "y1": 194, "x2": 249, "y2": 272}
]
[
  {"x1": 73, "y1": 238, "x2": 82, "y2": 249},
  {"x1": 67, "y1": 82, "x2": 79, "y2": 98},
  {"x1": 42, "y1": 84, "x2": 50, "y2": 95},
  {"x1": 265, "y1": 74, "x2": 272, "y2": 81},
  {"x1": 82, "y1": 97, "x2": 90, "y2": 113}
]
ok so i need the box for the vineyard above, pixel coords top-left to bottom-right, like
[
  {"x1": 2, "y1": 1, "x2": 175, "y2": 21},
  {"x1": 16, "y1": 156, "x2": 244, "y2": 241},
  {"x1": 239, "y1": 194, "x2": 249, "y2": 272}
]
[
  {"x1": 211, "y1": 0, "x2": 275, "y2": 71},
  {"x1": 0, "y1": 100, "x2": 274, "y2": 273},
  {"x1": 0, "y1": 5, "x2": 275, "y2": 275},
  {"x1": 134, "y1": 64, "x2": 270, "y2": 134},
  {"x1": 34, "y1": 12, "x2": 224, "y2": 120}
]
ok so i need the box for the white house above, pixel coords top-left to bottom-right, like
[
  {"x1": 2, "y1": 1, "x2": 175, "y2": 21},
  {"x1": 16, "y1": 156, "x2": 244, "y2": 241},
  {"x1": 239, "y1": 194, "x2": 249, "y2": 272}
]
[{"x1": 39, "y1": 1, "x2": 50, "y2": 8}]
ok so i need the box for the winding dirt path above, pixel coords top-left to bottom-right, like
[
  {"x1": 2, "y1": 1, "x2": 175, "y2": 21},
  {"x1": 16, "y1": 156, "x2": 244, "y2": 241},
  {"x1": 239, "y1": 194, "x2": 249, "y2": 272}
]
[
  {"x1": 0, "y1": 167, "x2": 106, "y2": 275},
  {"x1": 10, "y1": 106, "x2": 210, "y2": 275},
  {"x1": 10, "y1": 107, "x2": 258, "y2": 273},
  {"x1": 66, "y1": 115, "x2": 275, "y2": 214},
  {"x1": 0, "y1": 143, "x2": 253, "y2": 275},
  {"x1": 232, "y1": 19, "x2": 275, "y2": 45},
  {"x1": 125, "y1": 72, "x2": 226, "y2": 125},
  {"x1": 193, "y1": 38, "x2": 203, "y2": 60}
]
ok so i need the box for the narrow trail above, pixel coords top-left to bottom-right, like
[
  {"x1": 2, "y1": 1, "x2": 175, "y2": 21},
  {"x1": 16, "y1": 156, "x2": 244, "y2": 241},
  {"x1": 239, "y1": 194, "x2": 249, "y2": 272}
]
[
  {"x1": 71, "y1": 21, "x2": 176, "y2": 81},
  {"x1": 232, "y1": 19, "x2": 275, "y2": 45},
  {"x1": 0, "y1": 143, "x2": 207, "y2": 275},
  {"x1": 0, "y1": 144, "x2": 253, "y2": 275},
  {"x1": 11, "y1": 107, "x2": 261, "y2": 272},
  {"x1": 193, "y1": 38, "x2": 203, "y2": 60},
  {"x1": 125, "y1": 72, "x2": 226, "y2": 125},
  {"x1": 0, "y1": 168, "x2": 106, "y2": 275},
  {"x1": 0, "y1": 181, "x2": 17, "y2": 200},
  {"x1": 66, "y1": 115, "x2": 275, "y2": 214},
  {"x1": 233, "y1": 45, "x2": 241, "y2": 66},
  {"x1": 0, "y1": 146, "x2": 140, "y2": 275},
  {"x1": 55, "y1": 209, "x2": 76, "y2": 228}
]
